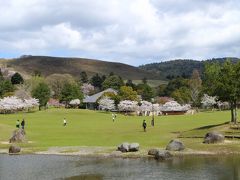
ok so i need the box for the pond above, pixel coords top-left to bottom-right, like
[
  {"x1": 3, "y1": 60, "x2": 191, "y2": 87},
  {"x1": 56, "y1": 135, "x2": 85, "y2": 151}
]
[{"x1": 0, "y1": 154, "x2": 239, "y2": 180}]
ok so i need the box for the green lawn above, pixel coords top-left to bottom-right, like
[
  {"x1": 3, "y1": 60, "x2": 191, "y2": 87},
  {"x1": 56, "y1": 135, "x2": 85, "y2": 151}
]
[
  {"x1": 124, "y1": 79, "x2": 168, "y2": 87},
  {"x1": 0, "y1": 108, "x2": 239, "y2": 152}
]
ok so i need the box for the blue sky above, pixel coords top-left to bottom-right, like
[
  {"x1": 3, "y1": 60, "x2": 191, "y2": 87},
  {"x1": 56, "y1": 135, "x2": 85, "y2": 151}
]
[{"x1": 0, "y1": 0, "x2": 239, "y2": 66}]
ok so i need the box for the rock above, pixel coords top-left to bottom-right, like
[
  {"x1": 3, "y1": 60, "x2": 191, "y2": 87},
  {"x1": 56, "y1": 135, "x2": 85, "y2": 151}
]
[
  {"x1": 118, "y1": 142, "x2": 130, "y2": 152},
  {"x1": 148, "y1": 148, "x2": 159, "y2": 156},
  {"x1": 203, "y1": 132, "x2": 224, "y2": 144},
  {"x1": 9, "y1": 129, "x2": 26, "y2": 143},
  {"x1": 154, "y1": 150, "x2": 172, "y2": 160},
  {"x1": 9, "y1": 145, "x2": 21, "y2": 154},
  {"x1": 129, "y1": 143, "x2": 139, "y2": 152},
  {"x1": 166, "y1": 139, "x2": 185, "y2": 151}
]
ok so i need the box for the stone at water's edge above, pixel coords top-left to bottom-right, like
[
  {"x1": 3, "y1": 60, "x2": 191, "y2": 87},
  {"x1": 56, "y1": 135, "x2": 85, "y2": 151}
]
[
  {"x1": 203, "y1": 132, "x2": 224, "y2": 144},
  {"x1": 166, "y1": 139, "x2": 185, "y2": 151},
  {"x1": 9, "y1": 129, "x2": 26, "y2": 143},
  {"x1": 9, "y1": 145, "x2": 21, "y2": 154},
  {"x1": 117, "y1": 142, "x2": 140, "y2": 152},
  {"x1": 118, "y1": 142, "x2": 130, "y2": 152},
  {"x1": 129, "y1": 143, "x2": 139, "y2": 152},
  {"x1": 148, "y1": 148, "x2": 159, "y2": 156},
  {"x1": 154, "y1": 150, "x2": 173, "y2": 160}
]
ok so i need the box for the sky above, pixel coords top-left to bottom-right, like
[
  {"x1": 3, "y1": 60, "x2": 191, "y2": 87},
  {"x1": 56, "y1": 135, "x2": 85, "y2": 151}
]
[{"x1": 0, "y1": 0, "x2": 240, "y2": 66}]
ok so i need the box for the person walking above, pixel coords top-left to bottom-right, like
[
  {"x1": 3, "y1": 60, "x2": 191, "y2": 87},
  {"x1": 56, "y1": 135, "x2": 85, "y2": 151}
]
[
  {"x1": 151, "y1": 117, "x2": 155, "y2": 127},
  {"x1": 112, "y1": 113, "x2": 115, "y2": 122},
  {"x1": 63, "y1": 118, "x2": 67, "y2": 126},
  {"x1": 21, "y1": 119, "x2": 25, "y2": 129},
  {"x1": 16, "y1": 120, "x2": 20, "y2": 128},
  {"x1": 142, "y1": 120, "x2": 147, "y2": 132}
]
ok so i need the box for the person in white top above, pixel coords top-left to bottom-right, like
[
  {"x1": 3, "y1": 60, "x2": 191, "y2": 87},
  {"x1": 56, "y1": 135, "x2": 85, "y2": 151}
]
[
  {"x1": 112, "y1": 114, "x2": 115, "y2": 122},
  {"x1": 63, "y1": 118, "x2": 67, "y2": 126}
]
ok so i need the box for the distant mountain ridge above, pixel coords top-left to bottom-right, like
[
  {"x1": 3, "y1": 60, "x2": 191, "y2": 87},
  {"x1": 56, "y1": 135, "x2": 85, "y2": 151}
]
[
  {"x1": 139, "y1": 57, "x2": 240, "y2": 79},
  {"x1": 5, "y1": 55, "x2": 159, "y2": 80}
]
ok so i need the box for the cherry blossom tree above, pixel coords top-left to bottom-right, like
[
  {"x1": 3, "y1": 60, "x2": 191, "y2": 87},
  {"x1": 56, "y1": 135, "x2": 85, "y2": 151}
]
[
  {"x1": 81, "y1": 83, "x2": 95, "y2": 96},
  {"x1": 69, "y1": 99, "x2": 81, "y2": 108},
  {"x1": 118, "y1": 100, "x2": 138, "y2": 112},
  {"x1": 0, "y1": 96, "x2": 39, "y2": 113},
  {"x1": 139, "y1": 101, "x2": 152, "y2": 116},
  {"x1": 201, "y1": 94, "x2": 217, "y2": 109},
  {"x1": 98, "y1": 96, "x2": 115, "y2": 111},
  {"x1": 160, "y1": 101, "x2": 190, "y2": 112}
]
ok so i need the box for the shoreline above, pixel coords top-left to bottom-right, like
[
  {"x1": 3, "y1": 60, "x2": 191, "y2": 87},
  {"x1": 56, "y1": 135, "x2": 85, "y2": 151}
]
[{"x1": 1, "y1": 146, "x2": 240, "y2": 158}]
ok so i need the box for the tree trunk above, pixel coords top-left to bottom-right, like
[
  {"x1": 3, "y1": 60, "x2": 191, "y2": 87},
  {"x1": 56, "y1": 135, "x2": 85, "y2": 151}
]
[
  {"x1": 230, "y1": 102, "x2": 235, "y2": 123},
  {"x1": 234, "y1": 101, "x2": 238, "y2": 124},
  {"x1": 230, "y1": 101, "x2": 238, "y2": 124}
]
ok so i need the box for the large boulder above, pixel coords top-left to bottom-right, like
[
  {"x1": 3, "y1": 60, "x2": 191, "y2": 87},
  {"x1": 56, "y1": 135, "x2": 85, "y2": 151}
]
[
  {"x1": 148, "y1": 148, "x2": 159, "y2": 156},
  {"x1": 154, "y1": 150, "x2": 172, "y2": 160},
  {"x1": 117, "y1": 142, "x2": 130, "y2": 152},
  {"x1": 129, "y1": 143, "x2": 139, "y2": 152},
  {"x1": 203, "y1": 132, "x2": 224, "y2": 144},
  {"x1": 166, "y1": 139, "x2": 185, "y2": 151},
  {"x1": 9, "y1": 145, "x2": 21, "y2": 154},
  {"x1": 9, "y1": 129, "x2": 26, "y2": 143}
]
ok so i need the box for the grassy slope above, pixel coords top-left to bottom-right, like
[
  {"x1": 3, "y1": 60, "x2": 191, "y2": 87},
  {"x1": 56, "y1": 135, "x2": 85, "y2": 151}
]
[
  {"x1": 131, "y1": 79, "x2": 167, "y2": 87},
  {"x1": 6, "y1": 56, "x2": 159, "y2": 80},
  {"x1": 1, "y1": 109, "x2": 239, "y2": 152}
]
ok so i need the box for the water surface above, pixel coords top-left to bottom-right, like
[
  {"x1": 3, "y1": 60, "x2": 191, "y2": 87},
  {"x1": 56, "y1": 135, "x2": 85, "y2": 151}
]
[{"x1": 0, "y1": 154, "x2": 240, "y2": 180}]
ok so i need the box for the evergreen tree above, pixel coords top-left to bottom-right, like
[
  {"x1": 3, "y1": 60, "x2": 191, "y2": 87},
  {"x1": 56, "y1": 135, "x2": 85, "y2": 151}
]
[
  {"x1": 80, "y1": 71, "x2": 88, "y2": 83},
  {"x1": 11, "y1": 72, "x2": 24, "y2": 84},
  {"x1": 90, "y1": 73, "x2": 104, "y2": 89},
  {"x1": 125, "y1": 79, "x2": 136, "y2": 90},
  {"x1": 137, "y1": 83, "x2": 154, "y2": 101}
]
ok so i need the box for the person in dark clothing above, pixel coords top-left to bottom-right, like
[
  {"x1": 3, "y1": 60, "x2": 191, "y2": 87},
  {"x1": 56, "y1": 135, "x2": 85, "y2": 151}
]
[
  {"x1": 16, "y1": 120, "x2": 20, "y2": 128},
  {"x1": 142, "y1": 120, "x2": 147, "y2": 132},
  {"x1": 21, "y1": 119, "x2": 25, "y2": 129}
]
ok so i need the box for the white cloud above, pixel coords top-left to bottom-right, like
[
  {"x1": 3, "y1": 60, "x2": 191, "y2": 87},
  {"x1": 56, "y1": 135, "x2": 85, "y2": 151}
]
[{"x1": 0, "y1": 0, "x2": 239, "y2": 65}]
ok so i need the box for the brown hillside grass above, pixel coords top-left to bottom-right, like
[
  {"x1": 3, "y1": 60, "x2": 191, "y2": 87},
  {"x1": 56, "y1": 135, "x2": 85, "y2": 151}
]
[{"x1": 7, "y1": 56, "x2": 160, "y2": 80}]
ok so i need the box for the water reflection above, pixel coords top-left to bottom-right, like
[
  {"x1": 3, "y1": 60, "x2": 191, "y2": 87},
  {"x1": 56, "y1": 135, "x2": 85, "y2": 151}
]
[{"x1": 0, "y1": 154, "x2": 240, "y2": 180}]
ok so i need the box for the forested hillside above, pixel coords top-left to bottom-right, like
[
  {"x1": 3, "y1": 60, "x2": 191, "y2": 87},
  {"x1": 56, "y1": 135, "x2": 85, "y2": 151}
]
[{"x1": 139, "y1": 57, "x2": 240, "y2": 79}]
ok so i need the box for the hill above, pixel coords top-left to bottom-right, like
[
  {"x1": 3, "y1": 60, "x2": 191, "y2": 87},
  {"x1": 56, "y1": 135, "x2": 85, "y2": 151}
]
[
  {"x1": 5, "y1": 56, "x2": 159, "y2": 80},
  {"x1": 139, "y1": 57, "x2": 240, "y2": 79}
]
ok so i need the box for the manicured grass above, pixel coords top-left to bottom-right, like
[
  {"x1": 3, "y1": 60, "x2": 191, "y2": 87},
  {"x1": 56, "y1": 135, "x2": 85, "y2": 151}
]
[
  {"x1": 125, "y1": 79, "x2": 168, "y2": 87},
  {"x1": 0, "y1": 108, "x2": 239, "y2": 151}
]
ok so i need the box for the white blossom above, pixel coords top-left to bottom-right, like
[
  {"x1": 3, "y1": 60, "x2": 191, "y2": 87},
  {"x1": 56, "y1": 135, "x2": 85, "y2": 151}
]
[
  {"x1": 98, "y1": 96, "x2": 115, "y2": 111},
  {"x1": 81, "y1": 83, "x2": 94, "y2": 96},
  {"x1": 139, "y1": 101, "x2": 152, "y2": 112},
  {"x1": 201, "y1": 94, "x2": 217, "y2": 108},
  {"x1": 160, "y1": 101, "x2": 191, "y2": 111},
  {"x1": 153, "y1": 104, "x2": 160, "y2": 112},
  {"x1": 0, "y1": 96, "x2": 39, "y2": 113},
  {"x1": 118, "y1": 100, "x2": 138, "y2": 112},
  {"x1": 23, "y1": 98, "x2": 39, "y2": 108},
  {"x1": 69, "y1": 99, "x2": 81, "y2": 105}
]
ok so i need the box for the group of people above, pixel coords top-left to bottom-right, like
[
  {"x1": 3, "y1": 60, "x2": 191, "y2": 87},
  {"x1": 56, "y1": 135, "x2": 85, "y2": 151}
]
[
  {"x1": 142, "y1": 117, "x2": 155, "y2": 132},
  {"x1": 16, "y1": 119, "x2": 25, "y2": 129},
  {"x1": 110, "y1": 112, "x2": 154, "y2": 132}
]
